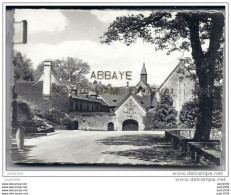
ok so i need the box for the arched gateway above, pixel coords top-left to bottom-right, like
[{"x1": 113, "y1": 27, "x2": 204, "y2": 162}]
[
  {"x1": 72, "y1": 121, "x2": 79, "y2": 130},
  {"x1": 122, "y1": 119, "x2": 138, "y2": 131}
]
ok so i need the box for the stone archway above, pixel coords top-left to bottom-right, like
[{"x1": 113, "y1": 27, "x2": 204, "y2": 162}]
[
  {"x1": 108, "y1": 122, "x2": 114, "y2": 131},
  {"x1": 122, "y1": 119, "x2": 138, "y2": 131}
]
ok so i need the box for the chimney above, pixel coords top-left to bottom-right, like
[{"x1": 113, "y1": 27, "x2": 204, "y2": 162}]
[{"x1": 43, "y1": 60, "x2": 52, "y2": 100}]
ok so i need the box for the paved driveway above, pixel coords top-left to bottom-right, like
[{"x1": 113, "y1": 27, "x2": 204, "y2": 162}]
[{"x1": 11, "y1": 130, "x2": 198, "y2": 166}]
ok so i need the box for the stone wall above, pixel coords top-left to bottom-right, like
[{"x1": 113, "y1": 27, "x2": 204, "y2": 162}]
[
  {"x1": 143, "y1": 113, "x2": 154, "y2": 130},
  {"x1": 70, "y1": 112, "x2": 115, "y2": 131}
]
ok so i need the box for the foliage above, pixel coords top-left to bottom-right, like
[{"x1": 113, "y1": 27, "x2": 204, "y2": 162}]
[
  {"x1": 151, "y1": 92, "x2": 178, "y2": 129},
  {"x1": 180, "y1": 90, "x2": 222, "y2": 129},
  {"x1": 13, "y1": 51, "x2": 34, "y2": 82},
  {"x1": 212, "y1": 109, "x2": 222, "y2": 129},
  {"x1": 179, "y1": 99, "x2": 198, "y2": 128},
  {"x1": 12, "y1": 99, "x2": 49, "y2": 132},
  {"x1": 34, "y1": 57, "x2": 90, "y2": 86},
  {"x1": 101, "y1": 10, "x2": 224, "y2": 141},
  {"x1": 61, "y1": 115, "x2": 73, "y2": 130},
  {"x1": 211, "y1": 85, "x2": 223, "y2": 128},
  {"x1": 43, "y1": 108, "x2": 65, "y2": 124},
  {"x1": 32, "y1": 107, "x2": 45, "y2": 119},
  {"x1": 101, "y1": 11, "x2": 224, "y2": 54}
]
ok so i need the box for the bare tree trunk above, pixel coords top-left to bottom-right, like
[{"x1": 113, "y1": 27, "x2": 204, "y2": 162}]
[
  {"x1": 185, "y1": 13, "x2": 224, "y2": 141},
  {"x1": 194, "y1": 88, "x2": 213, "y2": 141}
]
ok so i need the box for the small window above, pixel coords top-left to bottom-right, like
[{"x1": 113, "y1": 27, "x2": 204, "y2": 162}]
[{"x1": 113, "y1": 98, "x2": 117, "y2": 102}]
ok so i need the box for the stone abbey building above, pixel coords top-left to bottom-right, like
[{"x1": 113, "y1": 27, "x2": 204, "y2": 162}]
[{"x1": 15, "y1": 61, "x2": 194, "y2": 131}]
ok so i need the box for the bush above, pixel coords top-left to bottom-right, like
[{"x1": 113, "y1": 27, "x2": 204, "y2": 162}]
[
  {"x1": 61, "y1": 116, "x2": 73, "y2": 130},
  {"x1": 12, "y1": 99, "x2": 54, "y2": 133},
  {"x1": 179, "y1": 98, "x2": 222, "y2": 129},
  {"x1": 212, "y1": 109, "x2": 222, "y2": 129},
  {"x1": 43, "y1": 108, "x2": 65, "y2": 124},
  {"x1": 179, "y1": 99, "x2": 198, "y2": 128},
  {"x1": 33, "y1": 107, "x2": 45, "y2": 118},
  {"x1": 151, "y1": 92, "x2": 178, "y2": 129}
]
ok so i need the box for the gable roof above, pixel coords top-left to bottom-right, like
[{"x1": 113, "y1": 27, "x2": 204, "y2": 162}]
[
  {"x1": 115, "y1": 95, "x2": 148, "y2": 112},
  {"x1": 70, "y1": 92, "x2": 109, "y2": 106},
  {"x1": 156, "y1": 61, "x2": 192, "y2": 93},
  {"x1": 34, "y1": 69, "x2": 63, "y2": 85},
  {"x1": 135, "y1": 79, "x2": 151, "y2": 90},
  {"x1": 133, "y1": 95, "x2": 151, "y2": 111},
  {"x1": 99, "y1": 87, "x2": 130, "y2": 107}
]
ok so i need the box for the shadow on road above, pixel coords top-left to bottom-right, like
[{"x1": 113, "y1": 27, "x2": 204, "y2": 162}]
[
  {"x1": 11, "y1": 133, "x2": 50, "y2": 164},
  {"x1": 11, "y1": 144, "x2": 45, "y2": 164},
  {"x1": 97, "y1": 134, "x2": 201, "y2": 166},
  {"x1": 104, "y1": 145, "x2": 200, "y2": 166},
  {"x1": 96, "y1": 134, "x2": 166, "y2": 146}
]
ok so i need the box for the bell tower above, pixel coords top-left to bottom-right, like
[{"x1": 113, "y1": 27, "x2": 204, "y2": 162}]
[{"x1": 140, "y1": 62, "x2": 147, "y2": 84}]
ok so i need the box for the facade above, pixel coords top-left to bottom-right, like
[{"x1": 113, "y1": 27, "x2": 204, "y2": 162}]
[
  {"x1": 69, "y1": 92, "x2": 110, "y2": 113},
  {"x1": 15, "y1": 60, "x2": 195, "y2": 131},
  {"x1": 155, "y1": 62, "x2": 195, "y2": 113},
  {"x1": 114, "y1": 95, "x2": 147, "y2": 131}
]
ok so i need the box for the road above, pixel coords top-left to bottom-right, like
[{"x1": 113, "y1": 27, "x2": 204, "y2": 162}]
[{"x1": 11, "y1": 130, "x2": 199, "y2": 166}]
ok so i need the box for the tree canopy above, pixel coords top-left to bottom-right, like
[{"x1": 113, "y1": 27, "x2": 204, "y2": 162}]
[
  {"x1": 34, "y1": 57, "x2": 91, "y2": 86},
  {"x1": 101, "y1": 10, "x2": 225, "y2": 141},
  {"x1": 151, "y1": 91, "x2": 177, "y2": 129},
  {"x1": 179, "y1": 87, "x2": 222, "y2": 129},
  {"x1": 13, "y1": 51, "x2": 34, "y2": 82}
]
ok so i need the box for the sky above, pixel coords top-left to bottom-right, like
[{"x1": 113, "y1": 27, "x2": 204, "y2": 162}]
[{"x1": 14, "y1": 9, "x2": 191, "y2": 87}]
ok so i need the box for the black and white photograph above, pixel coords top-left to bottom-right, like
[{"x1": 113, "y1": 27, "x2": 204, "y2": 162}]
[
  {"x1": 2, "y1": 2, "x2": 231, "y2": 195},
  {"x1": 9, "y1": 6, "x2": 225, "y2": 167}
]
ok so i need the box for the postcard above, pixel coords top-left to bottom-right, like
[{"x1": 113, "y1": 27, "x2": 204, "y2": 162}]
[{"x1": 9, "y1": 7, "x2": 224, "y2": 168}]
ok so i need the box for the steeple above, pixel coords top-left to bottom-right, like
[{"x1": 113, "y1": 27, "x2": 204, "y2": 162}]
[
  {"x1": 141, "y1": 62, "x2": 147, "y2": 75},
  {"x1": 140, "y1": 62, "x2": 147, "y2": 84}
]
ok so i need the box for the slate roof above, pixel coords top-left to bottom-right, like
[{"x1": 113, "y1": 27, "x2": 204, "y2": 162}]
[
  {"x1": 108, "y1": 85, "x2": 157, "y2": 112},
  {"x1": 99, "y1": 87, "x2": 131, "y2": 107},
  {"x1": 113, "y1": 93, "x2": 155, "y2": 112},
  {"x1": 141, "y1": 62, "x2": 147, "y2": 75},
  {"x1": 70, "y1": 92, "x2": 109, "y2": 106},
  {"x1": 135, "y1": 79, "x2": 151, "y2": 90},
  {"x1": 33, "y1": 69, "x2": 63, "y2": 85},
  {"x1": 99, "y1": 78, "x2": 157, "y2": 111},
  {"x1": 133, "y1": 94, "x2": 155, "y2": 111}
]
